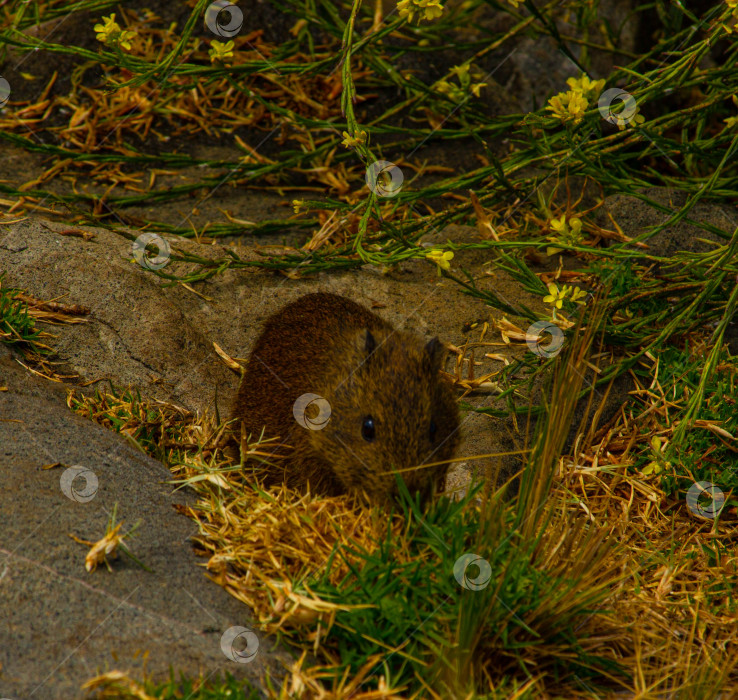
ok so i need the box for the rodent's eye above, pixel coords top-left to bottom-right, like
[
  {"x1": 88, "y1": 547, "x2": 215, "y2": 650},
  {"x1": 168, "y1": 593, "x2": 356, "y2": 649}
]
[
  {"x1": 429, "y1": 418, "x2": 438, "y2": 442},
  {"x1": 361, "y1": 415, "x2": 376, "y2": 442}
]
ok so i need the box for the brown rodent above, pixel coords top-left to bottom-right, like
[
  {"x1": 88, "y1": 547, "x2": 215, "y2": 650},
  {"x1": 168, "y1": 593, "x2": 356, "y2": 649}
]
[{"x1": 231, "y1": 292, "x2": 460, "y2": 503}]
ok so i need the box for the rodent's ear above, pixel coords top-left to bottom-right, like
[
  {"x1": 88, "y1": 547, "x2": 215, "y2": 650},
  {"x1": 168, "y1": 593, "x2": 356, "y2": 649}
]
[
  {"x1": 355, "y1": 328, "x2": 376, "y2": 357},
  {"x1": 425, "y1": 336, "x2": 446, "y2": 372}
]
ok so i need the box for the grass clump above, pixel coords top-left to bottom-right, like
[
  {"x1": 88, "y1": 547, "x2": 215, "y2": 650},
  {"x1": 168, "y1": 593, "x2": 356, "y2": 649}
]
[
  {"x1": 628, "y1": 343, "x2": 738, "y2": 509},
  {"x1": 0, "y1": 272, "x2": 47, "y2": 354},
  {"x1": 66, "y1": 381, "x2": 196, "y2": 461}
]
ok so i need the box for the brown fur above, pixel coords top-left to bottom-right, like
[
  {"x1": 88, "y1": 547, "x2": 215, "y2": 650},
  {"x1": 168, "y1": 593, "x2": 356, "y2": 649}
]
[{"x1": 231, "y1": 292, "x2": 460, "y2": 503}]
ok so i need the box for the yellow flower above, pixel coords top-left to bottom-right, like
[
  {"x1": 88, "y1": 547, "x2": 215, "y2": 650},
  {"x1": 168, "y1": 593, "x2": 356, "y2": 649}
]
[
  {"x1": 208, "y1": 39, "x2": 235, "y2": 62},
  {"x1": 614, "y1": 107, "x2": 645, "y2": 130},
  {"x1": 642, "y1": 436, "x2": 669, "y2": 476},
  {"x1": 470, "y1": 82, "x2": 486, "y2": 97},
  {"x1": 566, "y1": 74, "x2": 606, "y2": 98},
  {"x1": 292, "y1": 200, "x2": 304, "y2": 214},
  {"x1": 565, "y1": 91, "x2": 588, "y2": 122},
  {"x1": 450, "y1": 64, "x2": 470, "y2": 81},
  {"x1": 546, "y1": 90, "x2": 589, "y2": 124},
  {"x1": 550, "y1": 215, "x2": 567, "y2": 234},
  {"x1": 546, "y1": 94, "x2": 568, "y2": 119},
  {"x1": 727, "y1": 0, "x2": 738, "y2": 9},
  {"x1": 426, "y1": 249, "x2": 454, "y2": 272},
  {"x1": 547, "y1": 215, "x2": 584, "y2": 254},
  {"x1": 570, "y1": 287, "x2": 588, "y2": 305},
  {"x1": 434, "y1": 63, "x2": 485, "y2": 102},
  {"x1": 543, "y1": 282, "x2": 568, "y2": 309},
  {"x1": 398, "y1": 0, "x2": 445, "y2": 22},
  {"x1": 435, "y1": 80, "x2": 465, "y2": 102},
  {"x1": 340, "y1": 129, "x2": 367, "y2": 148},
  {"x1": 117, "y1": 30, "x2": 136, "y2": 51},
  {"x1": 93, "y1": 14, "x2": 136, "y2": 50},
  {"x1": 94, "y1": 14, "x2": 120, "y2": 43},
  {"x1": 641, "y1": 460, "x2": 662, "y2": 476}
]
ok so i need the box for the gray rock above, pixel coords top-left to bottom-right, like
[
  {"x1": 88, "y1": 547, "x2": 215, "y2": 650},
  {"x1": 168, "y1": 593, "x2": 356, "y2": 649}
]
[
  {"x1": 0, "y1": 344, "x2": 287, "y2": 699},
  {"x1": 596, "y1": 187, "x2": 737, "y2": 257}
]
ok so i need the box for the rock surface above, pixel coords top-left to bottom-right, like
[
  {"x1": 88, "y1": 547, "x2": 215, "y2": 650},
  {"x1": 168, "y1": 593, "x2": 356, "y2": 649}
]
[{"x1": 0, "y1": 341, "x2": 289, "y2": 698}]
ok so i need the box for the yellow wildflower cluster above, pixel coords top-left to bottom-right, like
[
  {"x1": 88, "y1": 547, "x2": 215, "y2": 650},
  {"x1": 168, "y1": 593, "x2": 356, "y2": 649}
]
[
  {"x1": 435, "y1": 63, "x2": 486, "y2": 102},
  {"x1": 641, "y1": 436, "x2": 670, "y2": 477},
  {"x1": 209, "y1": 40, "x2": 235, "y2": 63},
  {"x1": 566, "y1": 74, "x2": 606, "y2": 96},
  {"x1": 547, "y1": 215, "x2": 584, "y2": 254},
  {"x1": 611, "y1": 106, "x2": 645, "y2": 130},
  {"x1": 426, "y1": 249, "x2": 454, "y2": 273},
  {"x1": 546, "y1": 74, "x2": 605, "y2": 125},
  {"x1": 543, "y1": 282, "x2": 587, "y2": 309},
  {"x1": 94, "y1": 14, "x2": 136, "y2": 51},
  {"x1": 398, "y1": 0, "x2": 444, "y2": 22},
  {"x1": 341, "y1": 129, "x2": 368, "y2": 148}
]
